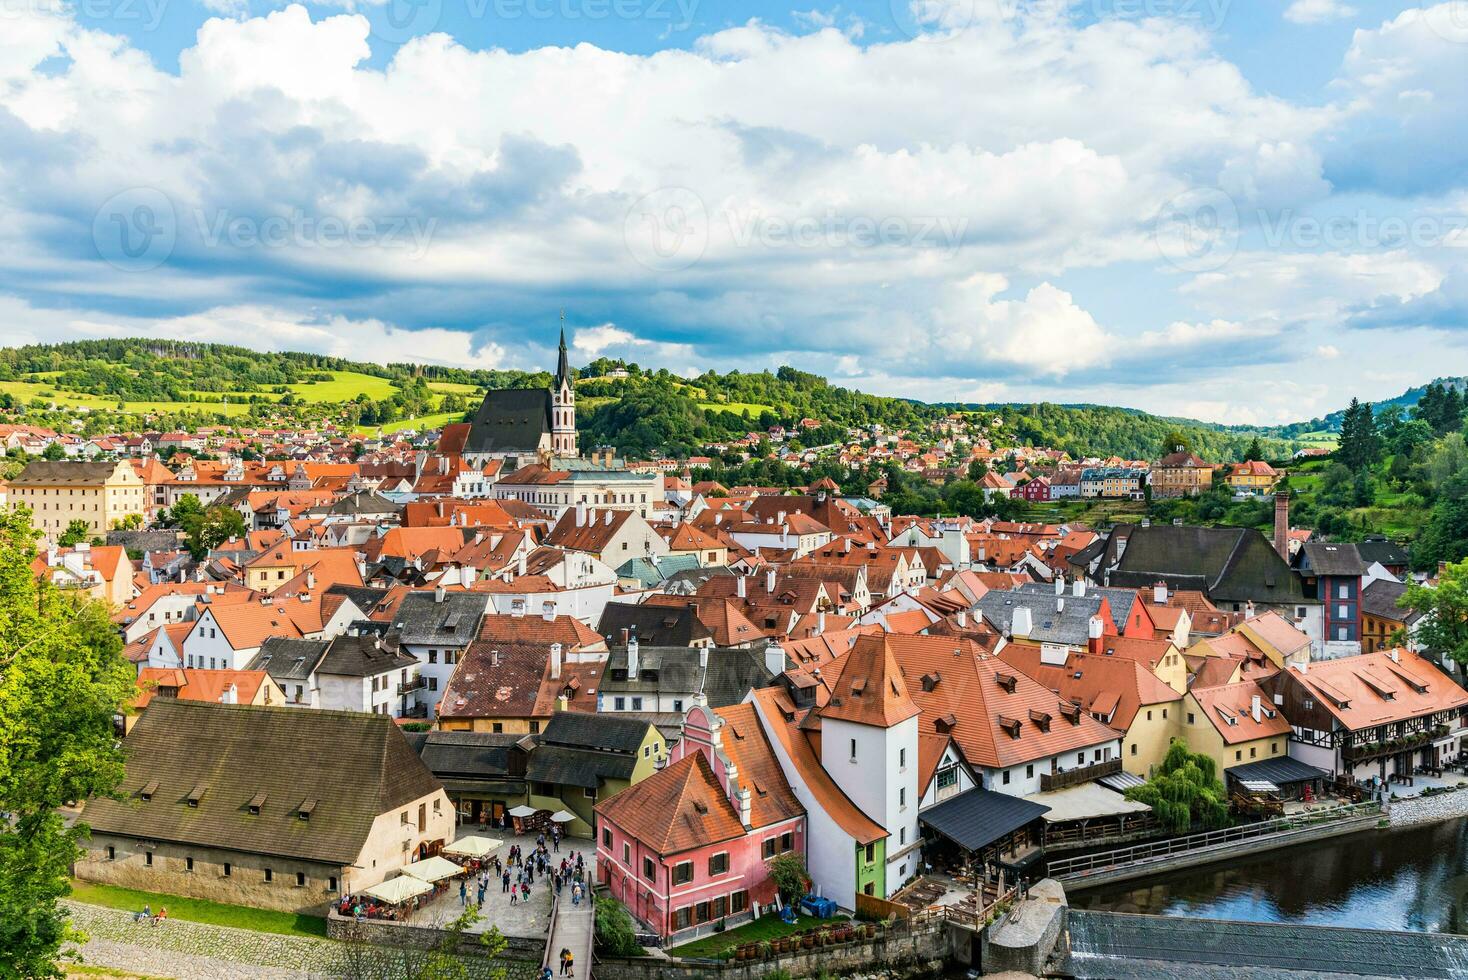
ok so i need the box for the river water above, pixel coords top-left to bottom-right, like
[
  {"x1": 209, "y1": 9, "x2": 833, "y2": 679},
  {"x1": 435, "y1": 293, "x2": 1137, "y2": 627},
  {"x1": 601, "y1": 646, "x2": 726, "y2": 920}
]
[{"x1": 1072, "y1": 818, "x2": 1468, "y2": 935}]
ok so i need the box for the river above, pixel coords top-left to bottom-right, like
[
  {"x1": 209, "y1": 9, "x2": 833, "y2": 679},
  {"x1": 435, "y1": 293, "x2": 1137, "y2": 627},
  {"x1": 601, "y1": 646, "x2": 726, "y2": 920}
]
[{"x1": 1072, "y1": 818, "x2": 1468, "y2": 935}]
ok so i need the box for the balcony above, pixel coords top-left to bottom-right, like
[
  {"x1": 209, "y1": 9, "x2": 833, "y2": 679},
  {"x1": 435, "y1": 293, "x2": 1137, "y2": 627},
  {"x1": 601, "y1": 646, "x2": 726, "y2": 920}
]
[
  {"x1": 1341, "y1": 726, "x2": 1449, "y2": 765},
  {"x1": 397, "y1": 677, "x2": 427, "y2": 695},
  {"x1": 1040, "y1": 757, "x2": 1122, "y2": 792}
]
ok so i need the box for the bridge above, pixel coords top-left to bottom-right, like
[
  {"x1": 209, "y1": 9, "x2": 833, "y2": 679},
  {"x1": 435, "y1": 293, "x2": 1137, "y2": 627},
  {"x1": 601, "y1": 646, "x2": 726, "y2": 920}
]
[
  {"x1": 542, "y1": 888, "x2": 595, "y2": 979},
  {"x1": 1063, "y1": 910, "x2": 1468, "y2": 979}
]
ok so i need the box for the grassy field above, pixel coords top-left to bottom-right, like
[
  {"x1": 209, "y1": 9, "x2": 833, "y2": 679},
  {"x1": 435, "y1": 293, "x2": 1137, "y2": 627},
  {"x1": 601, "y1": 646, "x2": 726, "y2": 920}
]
[
  {"x1": 284, "y1": 371, "x2": 398, "y2": 402},
  {"x1": 69, "y1": 881, "x2": 327, "y2": 939},
  {"x1": 427, "y1": 381, "x2": 482, "y2": 396},
  {"x1": 698, "y1": 401, "x2": 773, "y2": 418},
  {"x1": 667, "y1": 914, "x2": 848, "y2": 960},
  {"x1": 355, "y1": 411, "x2": 464, "y2": 436}
]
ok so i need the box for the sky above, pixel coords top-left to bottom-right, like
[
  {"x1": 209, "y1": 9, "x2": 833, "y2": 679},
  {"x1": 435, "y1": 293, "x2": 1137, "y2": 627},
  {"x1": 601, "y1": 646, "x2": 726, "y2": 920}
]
[{"x1": 2, "y1": 0, "x2": 1466, "y2": 426}]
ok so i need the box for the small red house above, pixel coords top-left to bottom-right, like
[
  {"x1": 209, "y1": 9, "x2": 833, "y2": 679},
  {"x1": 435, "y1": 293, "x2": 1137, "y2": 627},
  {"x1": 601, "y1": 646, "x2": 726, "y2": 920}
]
[
  {"x1": 1018, "y1": 476, "x2": 1051, "y2": 502},
  {"x1": 595, "y1": 702, "x2": 805, "y2": 944}
]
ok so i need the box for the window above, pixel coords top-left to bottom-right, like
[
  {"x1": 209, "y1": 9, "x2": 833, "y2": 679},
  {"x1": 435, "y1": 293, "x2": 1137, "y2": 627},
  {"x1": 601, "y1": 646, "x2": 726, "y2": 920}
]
[
  {"x1": 673, "y1": 700, "x2": 683, "y2": 713},
  {"x1": 631, "y1": 697, "x2": 643, "y2": 710},
  {"x1": 849, "y1": 739, "x2": 857, "y2": 761},
  {"x1": 899, "y1": 787, "x2": 906, "y2": 808},
  {"x1": 1025, "y1": 764, "x2": 1034, "y2": 779},
  {"x1": 296, "y1": 872, "x2": 306, "y2": 887},
  {"x1": 614, "y1": 697, "x2": 626, "y2": 710},
  {"x1": 763, "y1": 838, "x2": 777, "y2": 859},
  {"x1": 428, "y1": 652, "x2": 438, "y2": 664},
  {"x1": 1304, "y1": 698, "x2": 1315, "y2": 710},
  {"x1": 186, "y1": 856, "x2": 194, "y2": 872},
  {"x1": 1250, "y1": 746, "x2": 1257, "y2": 758},
  {"x1": 900, "y1": 827, "x2": 906, "y2": 845},
  {"x1": 937, "y1": 768, "x2": 957, "y2": 790},
  {"x1": 1339, "y1": 583, "x2": 1349, "y2": 599},
  {"x1": 1146, "y1": 710, "x2": 1153, "y2": 721},
  {"x1": 1272, "y1": 741, "x2": 1280, "y2": 755},
  {"x1": 145, "y1": 851, "x2": 153, "y2": 867},
  {"x1": 732, "y1": 891, "x2": 749, "y2": 914},
  {"x1": 265, "y1": 868, "x2": 273, "y2": 883},
  {"x1": 492, "y1": 723, "x2": 503, "y2": 733},
  {"x1": 1002, "y1": 769, "x2": 1010, "y2": 785},
  {"x1": 712, "y1": 896, "x2": 728, "y2": 919},
  {"x1": 529, "y1": 721, "x2": 540, "y2": 734},
  {"x1": 673, "y1": 862, "x2": 693, "y2": 885},
  {"x1": 107, "y1": 846, "x2": 115, "y2": 860},
  {"x1": 584, "y1": 786, "x2": 596, "y2": 799},
  {"x1": 1131, "y1": 743, "x2": 1138, "y2": 756},
  {"x1": 673, "y1": 907, "x2": 692, "y2": 930},
  {"x1": 603, "y1": 828, "x2": 612, "y2": 847},
  {"x1": 623, "y1": 843, "x2": 630, "y2": 863},
  {"x1": 328, "y1": 876, "x2": 338, "y2": 892},
  {"x1": 223, "y1": 862, "x2": 232, "y2": 877},
  {"x1": 780, "y1": 831, "x2": 793, "y2": 853},
  {"x1": 899, "y1": 747, "x2": 906, "y2": 769},
  {"x1": 642, "y1": 857, "x2": 656, "y2": 882},
  {"x1": 1077, "y1": 753, "x2": 1085, "y2": 765},
  {"x1": 1235, "y1": 750, "x2": 1242, "y2": 761},
  {"x1": 709, "y1": 852, "x2": 729, "y2": 876},
  {"x1": 864, "y1": 843, "x2": 876, "y2": 863},
  {"x1": 1188, "y1": 712, "x2": 1196, "y2": 725}
]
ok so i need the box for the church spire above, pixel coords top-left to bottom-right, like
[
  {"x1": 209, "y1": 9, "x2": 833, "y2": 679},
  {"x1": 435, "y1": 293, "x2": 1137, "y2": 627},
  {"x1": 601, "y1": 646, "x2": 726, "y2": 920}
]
[{"x1": 555, "y1": 310, "x2": 570, "y2": 390}]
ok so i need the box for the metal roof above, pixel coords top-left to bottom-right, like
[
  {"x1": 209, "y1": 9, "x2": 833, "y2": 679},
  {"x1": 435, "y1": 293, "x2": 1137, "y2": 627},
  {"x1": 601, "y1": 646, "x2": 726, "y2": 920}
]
[
  {"x1": 918, "y1": 787, "x2": 1050, "y2": 853},
  {"x1": 1224, "y1": 755, "x2": 1330, "y2": 786}
]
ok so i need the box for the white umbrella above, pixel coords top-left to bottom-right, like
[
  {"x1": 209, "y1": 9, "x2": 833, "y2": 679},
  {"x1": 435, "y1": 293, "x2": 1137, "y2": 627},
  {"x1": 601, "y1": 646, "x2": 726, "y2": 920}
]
[
  {"x1": 443, "y1": 836, "x2": 502, "y2": 858},
  {"x1": 508, "y1": 804, "x2": 538, "y2": 818},
  {"x1": 363, "y1": 875, "x2": 433, "y2": 904},
  {"x1": 402, "y1": 855, "x2": 465, "y2": 883},
  {"x1": 550, "y1": 810, "x2": 576, "y2": 823}
]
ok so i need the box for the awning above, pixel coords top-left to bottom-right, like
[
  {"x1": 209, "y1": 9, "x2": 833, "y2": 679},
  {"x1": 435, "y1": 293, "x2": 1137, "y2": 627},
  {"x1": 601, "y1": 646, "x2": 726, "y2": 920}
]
[
  {"x1": 550, "y1": 810, "x2": 576, "y2": 823},
  {"x1": 443, "y1": 836, "x2": 502, "y2": 858},
  {"x1": 362, "y1": 875, "x2": 433, "y2": 904},
  {"x1": 919, "y1": 787, "x2": 1050, "y2": 853},
  {"x1": 1098, "y1": 770, "x2": 1146, "y2": 793},
  {"x1": 402, "y1": 856, "x2": 465, "y2": 883},
  {"x1": 1225, "y1": 756, "x2": 1330, "y2": 786},
  {"x1": 1022, "y1": 783, "x2": 1152, "y2": 823},
  {"x1": 1237, "y1": 779, "x2": 1280, "y2": 793},
  {"x1": 508, "y1": 804, "x2": 538, "y2": 818}
]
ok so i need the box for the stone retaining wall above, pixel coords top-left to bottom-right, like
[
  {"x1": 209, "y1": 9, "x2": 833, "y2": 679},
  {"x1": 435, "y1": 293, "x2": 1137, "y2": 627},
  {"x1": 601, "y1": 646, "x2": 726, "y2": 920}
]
[
  {"x1": 325, "y1": 910, "x2": 544, "y2": 960},
  {"x1": 595, "y1": 920, "x2": 952, "y2": 980},
  {"x1": 1387, "y1": 786, "x2": 1468, "y2": 827}
]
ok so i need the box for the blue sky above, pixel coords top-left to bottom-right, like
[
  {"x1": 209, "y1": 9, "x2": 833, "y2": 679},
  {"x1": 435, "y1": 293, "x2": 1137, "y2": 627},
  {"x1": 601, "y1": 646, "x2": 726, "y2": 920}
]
[{"x1": 2, "y1": 0, "x2": 1466, "y2": 425}]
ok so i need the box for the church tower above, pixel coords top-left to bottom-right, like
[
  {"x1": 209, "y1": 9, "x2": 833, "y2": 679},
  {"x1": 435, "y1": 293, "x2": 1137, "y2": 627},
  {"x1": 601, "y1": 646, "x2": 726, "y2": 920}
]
[{"x1": 551, "y1": 318, "x2": 577, "y2": 458}]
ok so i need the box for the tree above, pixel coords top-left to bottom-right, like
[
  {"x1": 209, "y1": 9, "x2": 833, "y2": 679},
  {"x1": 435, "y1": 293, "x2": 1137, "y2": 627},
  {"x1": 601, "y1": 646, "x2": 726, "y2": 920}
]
[
  {"x1": 1338, "y1": 398, "x2": 1381, "y2": 472},
  {"x1": 1159, "y1": 430, "x2": 1192, "y2": 457},
  {"x1": 768, "y1": 853, "x2": 810, "y2": 901},
  {"x1": 1243, "y1": 437, "x2": 1265, "y2": 462},
  {"x1": 42, "y1": 441, "x2": 66, "y2": 461},
  {"x1": 1401, "y1": 559, "x2": 1468, "y2": 665},
  {"x1": 189, "y1": 506, "x2": 247, "y2": 558},
  {"x1": 57, "y1": 519, "x2": 91, "y2": 548},
  {"x1": 0, "y1": 507, "x2": 135, "y2": 977},
  {"x1": 1124, "y1": 739, "x2": 1231, "y2": 835},
  {"x1": 594, "y1": 897, "x2": 642, "y2": 957}
]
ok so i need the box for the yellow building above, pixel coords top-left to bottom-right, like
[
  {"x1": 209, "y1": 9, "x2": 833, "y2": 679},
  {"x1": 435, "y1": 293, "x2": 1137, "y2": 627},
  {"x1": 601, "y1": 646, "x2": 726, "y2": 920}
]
[
  {"x1": 1224, "y1": 460, "x2": 1279, "y2": 496},
  {"x1": 10, "y1": 460, "x2": 146, "y2": 542},
  {"x1": 1182, "y1": 680, "x2": 1290, "y2": 775},
  {"x1": 1151, "y1": 450, "x2": 1216, "y2": 498}
]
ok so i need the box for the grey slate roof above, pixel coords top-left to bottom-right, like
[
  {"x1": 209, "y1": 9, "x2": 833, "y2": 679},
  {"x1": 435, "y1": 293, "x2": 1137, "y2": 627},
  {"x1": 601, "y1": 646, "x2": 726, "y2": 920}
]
[
  {"x1": 599, "y1": 645, "x2": 776, "y2": 708},
  {"x1": 918, "y1": 787, "x2": 1049, "y2": 853},
  {"x1": 248, "y1": 637, "x2": 330, "y2": 683},
  {"x1": 11, "y1": 460, "x2": 124, "y2": 486},
  {"x1": 316, "y1": 634, "x2": 419, "y2": 678},
  {"x1": 85, "y1": 700, "x2": 442, "y2": 865},
  {"x1": 526, "y1": 745, "x2": 638, "y2": 789},
  {"x1": 1015, "y1": 582, "x2": 1140, "y2": 634},
  {"x1": 1360, "y1": 578, "x2": 1421, "y2": 624},
  {"x1": 976, "y1": 590, "x2": 1105, "y2": 646},
  {"x1": 1356, "y1": 536, "x2": 1410, "y2": 569},
  {"x1": 539, "y1": 711, "x2": 653, "y2": 754},
  {"x1": 1079, "y1": 523, "x2": 1310, "y2": 606},
  {"x1": 464, "y1": 388, "x2": 553, "y2": 455},
  {"x1": 391, "y1": 591, "x2": 487, "y2": 648},
  {"x1": 317, "y1": 490, "x2": 403, "y2": 517},
  {"x1": 1299, "y1": 542, "x2": 1368, "y2": 578},
  {"x1": 598, "y1": 602, "x2": 714, "y2": 647},
  {"x1": 406, "y1": 730, "x2": 524, "y2": 780}
]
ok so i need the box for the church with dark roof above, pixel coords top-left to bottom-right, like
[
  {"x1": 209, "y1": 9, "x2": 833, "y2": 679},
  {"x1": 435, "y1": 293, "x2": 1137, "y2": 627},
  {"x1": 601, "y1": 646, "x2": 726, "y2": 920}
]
[{"x1": 461, "y1": 327, "x2": 577, "y2": 470}]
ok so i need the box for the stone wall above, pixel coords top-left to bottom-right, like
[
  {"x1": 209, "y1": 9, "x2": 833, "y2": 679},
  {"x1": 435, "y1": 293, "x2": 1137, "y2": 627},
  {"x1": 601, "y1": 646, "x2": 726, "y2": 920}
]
[
  {"x1": 595, "y1": 919, "x2": 952, "y2": 980},
  {"x1": 76, "y1": 835, "x2": 343, "y2": 914},
  {"x1": 325, "y1": 911, "x2": 545, "y2": 960},
  {"x1": 1387, "y1": 786, "x2": 1468, "y2": 828}
]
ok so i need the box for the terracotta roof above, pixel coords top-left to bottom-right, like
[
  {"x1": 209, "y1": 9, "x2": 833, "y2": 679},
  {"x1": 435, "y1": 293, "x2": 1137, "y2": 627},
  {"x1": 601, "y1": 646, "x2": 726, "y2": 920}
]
[
  {"x1": 544, "y1": 508, "x2": 635, "y2": 553},
  {"x1": 714, "y1": 702, "x2": 805, "y2": 830},
  {"x1": 594, "y1": 752, "x2": 746, "y2": 855},
  {"x1": 134, "y1": 667, "x2": 274, "y2": 709},
  {"x1": 820, "y1": 634, "x2": 921, "y2": 728},
  {"x1": 478, "y1": 613, "x2": 604, "y2": 650},
  {"x1": 998, "y1": 644, "x2": 1180, "y2": 732},
  {"x1": 438, "y1": 642, "x2": 551, "y2": 720},
  {"x1": 197, "y1": 602, "x2": 304, "y2": 650},
  {"x1": 1281, "y1": 649, "x2": 1468, "y2": 731},
  {"x1": 1189, "y1": 680, "x2": 1290, "y2": 744}
]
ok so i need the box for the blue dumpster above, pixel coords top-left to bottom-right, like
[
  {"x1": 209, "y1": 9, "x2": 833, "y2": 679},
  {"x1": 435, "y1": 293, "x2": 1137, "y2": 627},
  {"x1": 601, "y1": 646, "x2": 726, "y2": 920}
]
[{"x1": 799, "y1": 895, "x2": 837, "y2": 919}]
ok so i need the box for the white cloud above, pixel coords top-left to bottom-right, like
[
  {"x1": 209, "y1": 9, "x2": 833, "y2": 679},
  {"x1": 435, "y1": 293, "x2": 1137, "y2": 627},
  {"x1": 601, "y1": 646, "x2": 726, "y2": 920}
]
[
  {"x1": 1284, "y1": 0, "x2": 1357, "y2": 25},
  {"x1": 1316, "y1": 343, "x2": 1341, "y2": 358}
]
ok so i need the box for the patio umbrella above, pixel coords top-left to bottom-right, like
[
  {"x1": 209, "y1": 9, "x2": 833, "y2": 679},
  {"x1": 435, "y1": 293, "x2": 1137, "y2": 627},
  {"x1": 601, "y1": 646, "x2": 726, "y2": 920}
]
[
  {"x1": 443, "y1": 836, "x2": 502, "y2": 858},
  {"x1": 363, "y1": 875, "x2": 433, "y2": 904},
  {"x1": 550, "y1": 810, "x2": 576, "y2": 823},
  {"x1": 508, "y1": 804, "x2": 538, "y2": 818},
  {"x1": 402, "y1": 855, "x2": 465, "y2": 883}
]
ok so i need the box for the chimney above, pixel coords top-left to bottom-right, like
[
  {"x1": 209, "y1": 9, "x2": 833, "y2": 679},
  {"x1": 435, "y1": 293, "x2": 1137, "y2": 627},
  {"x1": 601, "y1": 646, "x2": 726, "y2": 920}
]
[
  {"x1": 1055, "y1": 575, "x2": 1065, "y2": 596},
  {"x1": 1251, "y1": 695, "x2": 1262, "y2": 723},
  {"x1": 737, "y1": 786, "x2": 753, "y2": 829},
  {"x1": 626, "y1": 635, "x2": 640, "y2": 676},
  {"x1": 766, "y1": 568, "x2": 777, "y2": 594},
  {"x1": 1088, "y1": 616, "x2": 1104, "y2": 654},
  {"x1": 575, "y1": 502, "x2": 587, "y2": 527},
  {"x1": 1390, "y1": 648, "x2": 1401, "y2": 663},
  {"x1": 1298, "y1": 659, "x2": 1308, "y2": 675},
  {"x1": 550, "y1": 642, "x2": 562, "y2": 679},
  {"x1": 817, "y1": 609, "x2": 827, "y2": 633},
  {"x1": 956, "y1": 609, "x2": 967, "y2": 628},
  {"x1": 777, "y1": 510, "x2": 786, "y2": 525},
  {"x1": 699, "y1": 645, "x2": 709, "y2": 669},
  {"x1": 543, "y1": 601, "x2": 555, "y2": 622},
  {"x1": 1011, "y1": 605, "x2": 1032, "y2": 637},
  {"x1": 736, "y1": 574, "x2": 746, "y2": 599},
  {"x1": 1273, "y1": 492, "x2": 1290, "y2": 560},
  {"x1": 1245, "y1": 600, "x2": 1256, "y2": 619},
  {"x1": 1056, "y1": 596, "x2": 1065, "y2": 614},
  {"x1": 221, "y1": 683, "x2": 238, "y2": 705},
  {"x1": 1154, "y1": 582, "x2": 1168, "y2": 605},
  {"x1": 604, "y1": 510, "x2": 614, "y2": 526},
  {"x1": 556, "y1": 694, "x2": 569, "y2": 712},
  {"x1": 619, "y1": 627, "x2": 629, "y2": 646},
  {"x1": 434, "y1": 585, "x2": 446, "y2": 604},
  {"x1": 764, "y1": 640, "x2": 785, "y2": 677},
  {"x1": 1073, "y1": 578, "x2": 1085, "y2": 598},
  {"x1": 518, "y1": 553, "x2": 528, "y2": 578}
]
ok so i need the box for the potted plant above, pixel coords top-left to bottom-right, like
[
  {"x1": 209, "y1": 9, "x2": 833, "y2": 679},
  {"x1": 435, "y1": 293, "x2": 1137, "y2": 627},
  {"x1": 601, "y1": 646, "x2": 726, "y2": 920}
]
[
  {"x1": 759, "y1": 940, "x2": 773, "y2": 960},
  {"x1": 865, "y1": 921, "x2": 877, "y2": 938},
  {"x1": 802, "y1": 932, "x2": 815, "y2": 949}
]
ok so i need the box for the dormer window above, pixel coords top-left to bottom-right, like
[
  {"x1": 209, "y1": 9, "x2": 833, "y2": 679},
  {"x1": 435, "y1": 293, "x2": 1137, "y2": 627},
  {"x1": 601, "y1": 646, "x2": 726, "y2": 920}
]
[
  {"x1": 247, "y1": 792, "x2": 267, "y2": 816},
  {"x1": 186, "y1": 784, "x2": 208, "y2": 808},
  {"x1": 994, "y1": 671, "x2": 1018, "y2": 694},
  {"x1": 998, "y1": 716, "x2": 1022, "y2": 739},
  {"x1": 299, "y1": 799, "x2": 317, "y2": 821},
  {"x1": 139, "y1": 780, "x2": 159, "y2": 802}
]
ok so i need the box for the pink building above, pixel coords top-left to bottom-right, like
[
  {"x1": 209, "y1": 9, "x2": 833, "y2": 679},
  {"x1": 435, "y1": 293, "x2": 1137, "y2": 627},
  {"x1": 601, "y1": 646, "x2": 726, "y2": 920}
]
[{"x1": 595, "y1": 702, "x2": 806, "y2": 944}]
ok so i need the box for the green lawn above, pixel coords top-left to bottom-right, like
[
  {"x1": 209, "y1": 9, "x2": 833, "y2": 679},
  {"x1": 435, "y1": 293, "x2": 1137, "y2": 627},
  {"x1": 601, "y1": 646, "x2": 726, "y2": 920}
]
[
  {"x1": 697, "y1": 401, "x2": 773, "y2": 418},
  {"x1": 356, "y1": 411, "x2": 463, "y2": 436},
  {"x1": 667, "y1": 913, "x2": 846, "y2": 960},
  {"x1": 285, "y1": 370, "x2": 399, "y2": 403},
  {"x1": 427, "y1": 380, "x2": 483, "y2": 396},
  {"x1": 69, "y1": 881, "x2": 327, "y2": 939}
]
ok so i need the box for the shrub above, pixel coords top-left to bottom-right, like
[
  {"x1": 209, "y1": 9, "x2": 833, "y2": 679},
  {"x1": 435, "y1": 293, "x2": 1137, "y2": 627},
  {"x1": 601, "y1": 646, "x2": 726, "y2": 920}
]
[{"x1": 594, "y1": 897, "x2": 642, "y2": 957}]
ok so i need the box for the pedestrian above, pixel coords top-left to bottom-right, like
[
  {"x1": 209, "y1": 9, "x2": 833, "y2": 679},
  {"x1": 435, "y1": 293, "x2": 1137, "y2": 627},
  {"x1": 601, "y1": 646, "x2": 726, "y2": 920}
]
[
  {"x1": 478, "y1": 884, "x2": 487, "y2": 906},
  {"x1": 459, "y1": 879, "x2": 468, "y2": 906},
  {"x1": 510, "y1": 886, "x2": 518, "y2": 906},
  {"x1": 565, "y1": 950, "x2": 575, "y2": 977},
  {"x1": 559, "y1": 948, "x2": 571, "y2": 976},
  {"x1": 154, "y1": 907, "x2": 167, "y2": 927},
  {"x1": 503, "y1": 871, "x2": 511, "y2": 893},
  {"x1": 572, "y1": 882, "x2": 582, "y2": 907}
]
